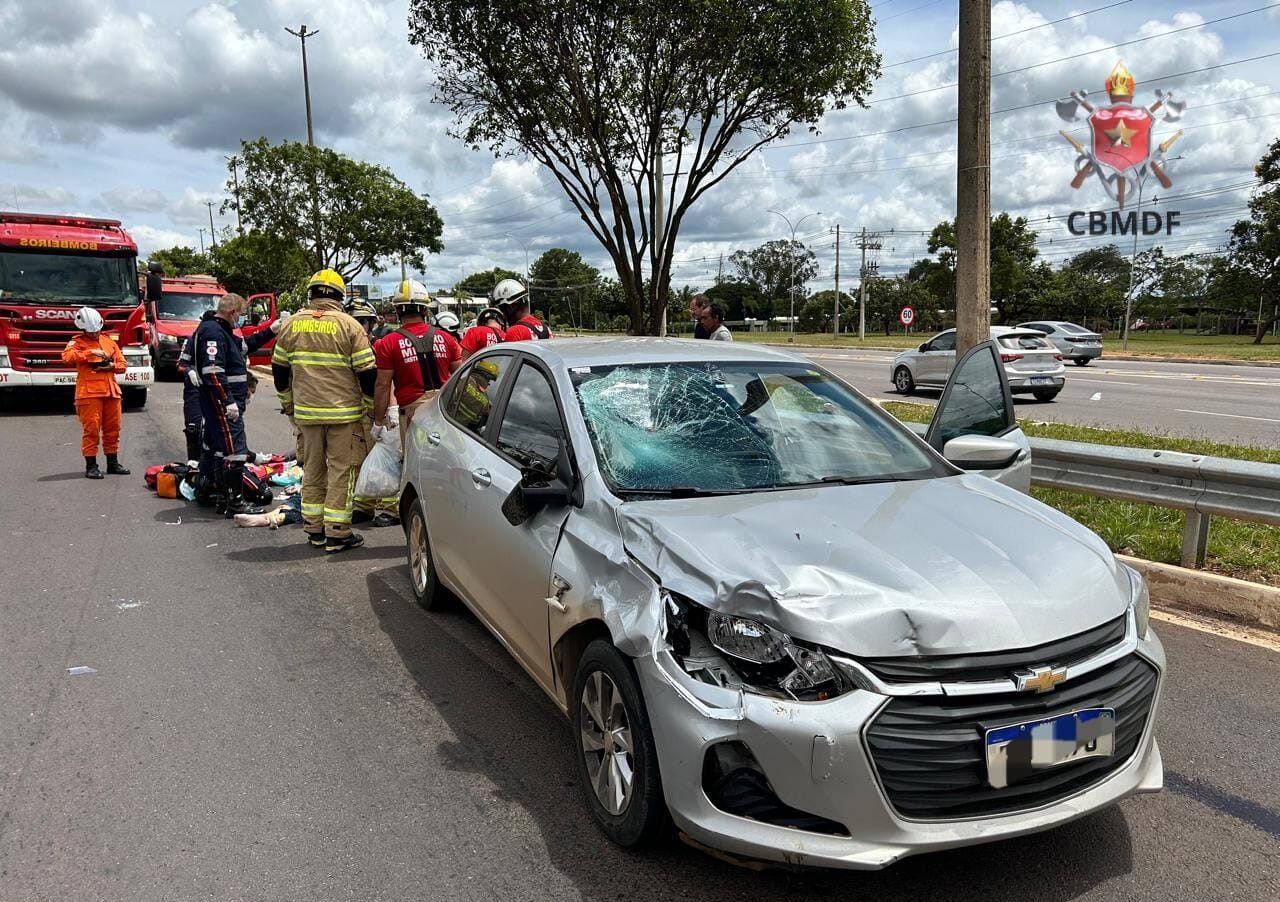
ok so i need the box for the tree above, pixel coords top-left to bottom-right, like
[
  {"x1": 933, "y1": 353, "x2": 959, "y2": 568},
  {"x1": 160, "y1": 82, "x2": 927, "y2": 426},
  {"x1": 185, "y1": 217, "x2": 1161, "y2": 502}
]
[
  {"x1": 210, "y1": 231, "x2": 312, "y2": 299},
  {"x1": 146, "y1": 246, "x2": 212, "y2": 276},
  {"x1": 705, "y1": 280, "x2": 766, "y2": 321},
  {"x1": 529, "y1": 247, "x2": 602, "y2": 329},
  {"x1": 453, "y1": 267, "x2": 521, "y2": 298},
  {"x1": 926, "y1": 213, "x2": 1039, "y2": 323},
  {"x1": 408, "y1": 1, "x2": 879, "y2": 334},
  {"x1": 228, "y1": 138, "x2": 444, "y2": 283},
  {"x1": 873, "y1": 277, "x2": 935, "y2": 334},
  {"x1": 1054, "y1": 245, "x2": 1130, "y2": 328},
  {"x1": 1226, "y1": 138, "x2": 1280, "y2": 342},
  {"x1": 730, "y1": 239, "x2": 819, "y2": 312}
]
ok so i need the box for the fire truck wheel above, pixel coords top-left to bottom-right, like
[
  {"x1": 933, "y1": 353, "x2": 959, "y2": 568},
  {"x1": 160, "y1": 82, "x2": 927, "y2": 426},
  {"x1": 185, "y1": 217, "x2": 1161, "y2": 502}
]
[{"x1": 123, "y1": 388, "x2": 148, "y2": 410}]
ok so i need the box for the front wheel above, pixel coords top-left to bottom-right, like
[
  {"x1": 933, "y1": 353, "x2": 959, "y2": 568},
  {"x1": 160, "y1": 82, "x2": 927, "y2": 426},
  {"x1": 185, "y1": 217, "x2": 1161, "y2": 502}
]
[
  {"x1": 1073, "y1": 358, "x2": 1091, "y2": 367},
  {"x1": 893, "y1": 366, "x2": 916, "y2": 395},
  {"x1": 122, "y1": 387, "x2": 147, "y2": 410},
  {"x1": 573, "y1": 640, "x2": 668, "y2": 848},
  {"x1": 1033, "y1": 389, "x2": 1061, "y2": 402},
  {"x1": 405, "y1": 497, "x2": 442, "y2": 610}
]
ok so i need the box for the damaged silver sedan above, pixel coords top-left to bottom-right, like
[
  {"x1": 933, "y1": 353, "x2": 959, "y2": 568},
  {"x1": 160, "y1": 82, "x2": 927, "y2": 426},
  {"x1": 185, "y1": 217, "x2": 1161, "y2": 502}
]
[{"x1": 400, "y1": 338, "x2": 1163, "y2": 869}]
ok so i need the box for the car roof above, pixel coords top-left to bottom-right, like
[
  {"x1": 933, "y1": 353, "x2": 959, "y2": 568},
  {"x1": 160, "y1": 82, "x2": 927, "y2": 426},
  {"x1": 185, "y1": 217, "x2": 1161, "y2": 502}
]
[{"x1": 488, "y1": 336, "x2": 811, "y2": 369}]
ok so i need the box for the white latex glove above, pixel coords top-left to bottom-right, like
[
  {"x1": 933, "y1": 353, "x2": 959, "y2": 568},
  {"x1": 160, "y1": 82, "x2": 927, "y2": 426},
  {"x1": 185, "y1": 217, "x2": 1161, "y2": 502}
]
[
  {"x1": 270, "y1": 312, "x2": 292, "y2": 334},
  {"x1": 186, "y1": 369, "x2": 201, "y2": 387},
  {"x1": 254, "y1": 452, "x2": 273, "y2": 464},
  {"x1": 371, "y1": 423, "x2": 385, "y2": 442},
  {"x1": 225, "y1": 402, "x2": 241, "y2": 422}
]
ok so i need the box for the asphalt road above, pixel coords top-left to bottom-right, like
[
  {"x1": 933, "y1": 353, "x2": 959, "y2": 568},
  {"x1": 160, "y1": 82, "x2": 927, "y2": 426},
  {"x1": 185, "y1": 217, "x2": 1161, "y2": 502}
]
[
  {"x1": 1, "y1": 383, "x2": 1277, "y2": 901},
  {"x1": 794, "y1": 348, "x2": 1280, "y2": 447}
]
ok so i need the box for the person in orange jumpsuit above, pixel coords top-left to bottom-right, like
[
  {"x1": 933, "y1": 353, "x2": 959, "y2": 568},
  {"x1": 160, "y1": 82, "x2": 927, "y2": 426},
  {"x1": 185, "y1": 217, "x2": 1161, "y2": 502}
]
[{"x1": 61, "y1": 306, "x2": 131, "y2": 479}]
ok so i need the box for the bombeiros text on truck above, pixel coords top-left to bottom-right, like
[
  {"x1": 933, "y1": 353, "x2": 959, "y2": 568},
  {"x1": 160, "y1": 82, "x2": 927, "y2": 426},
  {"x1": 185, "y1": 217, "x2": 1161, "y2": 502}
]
[{"x1": 0, "y1": 212, "x2": 153, "y2": 407}]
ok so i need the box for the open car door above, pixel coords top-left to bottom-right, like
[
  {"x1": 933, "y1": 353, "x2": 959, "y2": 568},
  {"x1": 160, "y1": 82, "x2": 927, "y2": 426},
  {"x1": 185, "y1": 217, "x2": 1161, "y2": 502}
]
[
  {"x1": 925, "y1": 339, "x2": 1032, "y2": 492},
  {"x1": 245, "y1": 293, "x2": 278, "y2": 367}
]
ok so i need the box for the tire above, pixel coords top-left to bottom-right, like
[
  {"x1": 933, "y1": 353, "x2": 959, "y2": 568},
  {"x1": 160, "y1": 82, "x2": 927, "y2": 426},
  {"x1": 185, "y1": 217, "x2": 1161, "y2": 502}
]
[
  {"x1": 573, "y1": 640, "x2": 668, "y2": 848},
  {"x1": 893, "y1": 366, "x2": 916, "y2": 396},
  {"x1": 1033, "y1": 389, "x2": 1060, "y2": 402},
  {"x1": 1073, "y1": 358, "x2": 1091, "y2": 367},
  {"x1": 122, "y1": 387, "x2": 147, "y2": 410},
  {"x1": 405, "y1": 497, "x2": 441, "y2": 610}
]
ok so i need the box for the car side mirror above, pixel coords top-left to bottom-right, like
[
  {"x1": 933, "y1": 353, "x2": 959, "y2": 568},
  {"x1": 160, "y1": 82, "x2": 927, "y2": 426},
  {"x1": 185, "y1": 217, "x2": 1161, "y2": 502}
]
[
  {"x1": 919, "y1": 342, "x2": 930, "y2": 352},
  {"x1": 501, "y1": 442, "x2": 575, "y2": 526},
  {"x1": 942, "y1": 435, "x2": 1021, "y2": 471}
]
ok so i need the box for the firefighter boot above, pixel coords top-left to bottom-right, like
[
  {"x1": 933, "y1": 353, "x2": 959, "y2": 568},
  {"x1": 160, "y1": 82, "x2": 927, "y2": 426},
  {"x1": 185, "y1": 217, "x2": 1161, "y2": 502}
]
[
  {"x1": 85, "y1": 456, "x2": 103, "y2": 480},
  {"x1": 221, "y1": 464, "x2": 266, "y2": 518},
  {"x1": 106, "y1": 455, "x2": 131, "y2": 476}
]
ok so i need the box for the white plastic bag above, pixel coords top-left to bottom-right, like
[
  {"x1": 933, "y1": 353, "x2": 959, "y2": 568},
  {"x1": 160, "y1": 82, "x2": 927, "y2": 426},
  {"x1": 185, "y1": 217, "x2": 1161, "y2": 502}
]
[{"x1": 355, "y1": 430, "x2": 402, "y2": 498}]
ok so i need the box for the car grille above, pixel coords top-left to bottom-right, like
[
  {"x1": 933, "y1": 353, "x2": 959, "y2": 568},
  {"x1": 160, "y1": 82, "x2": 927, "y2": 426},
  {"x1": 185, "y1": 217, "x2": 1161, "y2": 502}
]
[
  {"x1": 858, "y1": 616, "x2": 1126, "y2": 684},
  {"x1": 865, "y1": 654, "x2": 1158, "y2": 819}
]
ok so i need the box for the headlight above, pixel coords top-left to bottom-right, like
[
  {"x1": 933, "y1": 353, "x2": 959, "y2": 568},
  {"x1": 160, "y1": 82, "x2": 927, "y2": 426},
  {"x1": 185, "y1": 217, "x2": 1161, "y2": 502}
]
[
  {"x1": 665, "y1": 592, "x2": 848, "y2": 700},
  {"x1": 158, "y1": 333, "x2": 180, "y2": 345},
  {"x1": 1126, "y1": 565, "x2": 1150, "y2": 638}
]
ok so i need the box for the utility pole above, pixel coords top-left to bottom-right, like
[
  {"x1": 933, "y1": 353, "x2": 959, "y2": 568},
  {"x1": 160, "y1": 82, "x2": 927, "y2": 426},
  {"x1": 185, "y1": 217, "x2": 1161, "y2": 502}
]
[
  {"x1": 855, "y1": 228, "x2": 882, "y2": 340},
  {"x1": 654, "y1": 151, "x2": 666, "y2": 336},
  {"x1": 832, "y1": 225, "x2": 841, "y2": 339},
  {"x1": 225, "y1": 155, "x2": 243, "y2": 235},
  {"x1": 955, "y1": 0, "x2": 991, "y2": 355},
  {"x1": 198, "y1": 228, "x2": 207, "y2": 255},
  {"x1": 205, "y1": 201, "x2": 218, "y2": 250},
  {"x1": 716, "y1": 252, "x2": 724, "y2": 285},
  {"x1": 1122, "y1": 180, "x2": 1147, "y2": 350},
  {"x1": 284, "y1": 24, "x2": 319, "y2": 145}
]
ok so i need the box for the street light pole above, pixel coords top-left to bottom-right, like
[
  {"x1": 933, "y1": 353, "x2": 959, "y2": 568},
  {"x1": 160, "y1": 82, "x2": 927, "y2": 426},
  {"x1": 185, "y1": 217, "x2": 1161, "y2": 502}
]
[
  {"x1": 284, "y1": 24, "x2": 319, "y2": 145},
  {"x1": 1122, "y1": 179, "x2": 1147, "y2": 350},
  {"x1": 225, "y1": 155, "x2": 243, "y2": 235},
  {"x1": 769, "y1": 209, "x2": 820, "y2": 342}
]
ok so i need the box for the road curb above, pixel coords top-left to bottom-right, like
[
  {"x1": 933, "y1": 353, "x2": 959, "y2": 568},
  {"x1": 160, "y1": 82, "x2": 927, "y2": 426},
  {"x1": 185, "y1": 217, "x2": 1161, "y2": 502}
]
[{"x1": 1118, "y1": 554, "x2": 1280, "y2": 631}]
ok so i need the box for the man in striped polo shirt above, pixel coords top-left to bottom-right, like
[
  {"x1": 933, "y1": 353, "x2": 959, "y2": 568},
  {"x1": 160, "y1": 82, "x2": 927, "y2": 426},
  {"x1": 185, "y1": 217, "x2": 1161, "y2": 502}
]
[{"x1": 271, "y1": 269, "x2": 378, "y2": 553}]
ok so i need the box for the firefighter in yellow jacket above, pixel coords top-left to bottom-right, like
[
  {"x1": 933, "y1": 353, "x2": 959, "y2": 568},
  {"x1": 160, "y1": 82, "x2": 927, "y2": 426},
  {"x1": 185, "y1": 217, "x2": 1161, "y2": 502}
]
[{"x1": 271, "y1": 270, "x2": 377, "y2": 553}]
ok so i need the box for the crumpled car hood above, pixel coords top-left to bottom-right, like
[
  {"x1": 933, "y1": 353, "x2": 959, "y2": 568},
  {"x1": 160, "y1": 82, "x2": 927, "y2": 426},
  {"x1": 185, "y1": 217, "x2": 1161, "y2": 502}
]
[{"x1": 617, "y1": 475, "x2": 1129, "y2": 658}]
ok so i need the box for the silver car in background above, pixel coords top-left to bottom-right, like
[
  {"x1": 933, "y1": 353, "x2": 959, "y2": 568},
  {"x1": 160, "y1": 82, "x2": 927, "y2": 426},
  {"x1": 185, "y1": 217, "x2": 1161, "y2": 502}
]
[
  {"x1": 892, "y1": 326, "x2": 1067, "y2": 401},
  {"x1": 399, "y1": 338, "x2": 1163, "y2": 869},
  {"x1": 1018, "y1": 320, "x2": 1105, "y2": 366}
]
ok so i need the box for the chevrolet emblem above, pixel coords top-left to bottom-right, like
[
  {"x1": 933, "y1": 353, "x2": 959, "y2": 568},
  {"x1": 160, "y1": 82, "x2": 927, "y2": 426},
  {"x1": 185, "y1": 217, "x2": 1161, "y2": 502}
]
[{"x1": 1014, "y1": 665, "x2": 1068, "y2": 693}]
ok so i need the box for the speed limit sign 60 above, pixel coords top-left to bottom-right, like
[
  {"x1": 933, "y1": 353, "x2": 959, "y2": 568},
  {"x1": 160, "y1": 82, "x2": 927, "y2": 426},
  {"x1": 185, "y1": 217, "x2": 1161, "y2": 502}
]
[{"x1": 899, "y1": 306, "x2": 916, "y2": 327}]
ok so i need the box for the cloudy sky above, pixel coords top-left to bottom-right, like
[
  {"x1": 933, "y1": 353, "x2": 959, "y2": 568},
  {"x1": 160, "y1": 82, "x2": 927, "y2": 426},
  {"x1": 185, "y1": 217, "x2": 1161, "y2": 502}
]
[{"x1": 1, "y1": 0, "x2": 1278, "y2": 296}]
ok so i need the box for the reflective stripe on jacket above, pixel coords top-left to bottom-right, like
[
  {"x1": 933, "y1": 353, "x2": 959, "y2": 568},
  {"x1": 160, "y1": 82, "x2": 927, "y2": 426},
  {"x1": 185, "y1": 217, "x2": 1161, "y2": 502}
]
[{"x1": 272, "y1": 300, "x2": 376, "y2": 424}]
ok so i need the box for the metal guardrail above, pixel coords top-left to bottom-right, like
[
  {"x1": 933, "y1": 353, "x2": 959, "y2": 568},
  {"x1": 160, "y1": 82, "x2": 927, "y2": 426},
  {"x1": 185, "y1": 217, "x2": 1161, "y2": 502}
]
[{"x1": 1027, "y1": 437, "x2": 1280, "y2": 568}]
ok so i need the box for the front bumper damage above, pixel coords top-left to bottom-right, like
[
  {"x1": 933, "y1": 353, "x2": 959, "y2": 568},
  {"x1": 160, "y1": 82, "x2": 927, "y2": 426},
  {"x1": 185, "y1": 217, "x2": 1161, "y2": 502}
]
[{"x1": 636, "y1": 629, "x2": 1165, "y2": 870}]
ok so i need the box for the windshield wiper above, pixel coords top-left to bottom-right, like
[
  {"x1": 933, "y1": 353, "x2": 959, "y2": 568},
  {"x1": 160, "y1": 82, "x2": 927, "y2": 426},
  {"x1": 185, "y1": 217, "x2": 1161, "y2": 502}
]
[{"x1": 798, "y1": 474, "x2": 926, "y2": 487}]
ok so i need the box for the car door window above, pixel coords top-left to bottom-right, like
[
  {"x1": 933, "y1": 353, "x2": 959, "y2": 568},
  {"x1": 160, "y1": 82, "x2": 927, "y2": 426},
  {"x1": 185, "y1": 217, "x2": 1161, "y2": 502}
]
[
  {"x1": 446, "y1": 353, "x2": 515, "y2": 438},
  {"x1": 247, "y1": 295, "x2": 272, "y2": 325},
  {"x1": 929, "y1": 331, "x2": 955, "y2": 352},
  {"x1": 925, "y1": 340, "x2": 1015, "y2": 450},
  {"x1": 496, "y1": 363, "x2": 564, "y2": 473}
]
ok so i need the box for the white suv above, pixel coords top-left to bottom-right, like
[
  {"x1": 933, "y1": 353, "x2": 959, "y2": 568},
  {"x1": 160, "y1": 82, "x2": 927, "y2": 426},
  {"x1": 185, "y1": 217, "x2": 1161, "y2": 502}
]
[{"x1": 892, "y1": 326, "x2": 1066, "y2": 401}]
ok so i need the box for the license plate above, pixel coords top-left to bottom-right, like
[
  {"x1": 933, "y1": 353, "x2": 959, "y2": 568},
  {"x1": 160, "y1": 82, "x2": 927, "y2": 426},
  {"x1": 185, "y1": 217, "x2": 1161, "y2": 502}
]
[
  {"x1": 53, "y1": 375, "x2": 76, "y2": 384},
  {"x1": 985, "y1": 708, "x2": 1115, "y2": 789},
  {"x1": 1031, "y1": 376, "x2": 1052, "y2": 385}
]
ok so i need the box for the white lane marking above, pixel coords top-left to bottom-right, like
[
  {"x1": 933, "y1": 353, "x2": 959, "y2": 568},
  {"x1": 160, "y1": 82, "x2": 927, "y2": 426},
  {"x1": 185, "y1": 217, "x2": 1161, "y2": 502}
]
[
  {"x1": 1152, "y1": 609, "x2": 1280, "y2": 653},
  {"x1": 1174, "y1": 408, "x2": 1280, "y2": 424},
  {"x1": 1071, "y1": 378, "x2": 1143, "y2": 386},
  {"x1": 1090, "y1": 370, "x2": 1280, "y2": 387}
]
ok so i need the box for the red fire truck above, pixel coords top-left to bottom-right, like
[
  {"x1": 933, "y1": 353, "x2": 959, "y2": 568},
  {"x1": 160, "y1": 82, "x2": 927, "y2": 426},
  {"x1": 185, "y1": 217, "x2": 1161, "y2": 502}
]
[
  {"x1": 0, "y1": 212, "x2": 153, "y2": 408},
  {"x1": 143, "y1": 266, "x2": 278, "y2": 375}
]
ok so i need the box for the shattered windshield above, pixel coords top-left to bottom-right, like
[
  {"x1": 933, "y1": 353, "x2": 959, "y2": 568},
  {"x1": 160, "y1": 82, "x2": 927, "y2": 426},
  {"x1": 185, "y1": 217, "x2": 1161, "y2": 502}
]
[
  {"x1": 571, "y1": 362, "x2": 946, "y2": 496},
  {"x1": 0, "y1": 250, "x2": 138, "y2": 306}
]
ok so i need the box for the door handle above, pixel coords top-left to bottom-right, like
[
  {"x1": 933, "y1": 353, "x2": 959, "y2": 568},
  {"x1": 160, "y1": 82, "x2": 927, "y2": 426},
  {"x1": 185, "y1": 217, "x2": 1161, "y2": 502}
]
[
  {"x1": 470, "y1": 468, "x2": 491, "y2": 488},
  {"x1": 426, "y1": 432, "x2": 441, "y2": 446}
]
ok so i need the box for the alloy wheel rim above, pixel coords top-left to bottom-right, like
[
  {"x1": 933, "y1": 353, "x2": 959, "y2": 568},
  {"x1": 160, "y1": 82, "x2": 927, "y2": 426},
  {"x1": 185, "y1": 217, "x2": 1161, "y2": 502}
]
[
  {"x1": 579, "y1": 669, "x2": 634, "y2": 816},
  {"x1": 409, "y1": 516, "x2": 429, "y2": 593},
  {"x1": 896, "y1": 369, "x2": 910, "y2": 390}
]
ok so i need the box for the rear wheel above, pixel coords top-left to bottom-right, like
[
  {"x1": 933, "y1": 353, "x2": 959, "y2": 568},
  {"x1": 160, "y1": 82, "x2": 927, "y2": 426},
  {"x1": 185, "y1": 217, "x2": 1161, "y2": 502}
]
[
  {"x1": 405, "y1": 497, "x2": 441, "y2": 610},
  {"x1": 573, "y1": 640, "x2": 668, "y2": 847},
  {"x1": 1033, "y1": 389, "x2": 1060, "y2": 402},
  {"x1": 122, "y1": 387, "x2": 147, "y2": 410},
  {"x1": 1073, "y1": 358, "x2": 1091, "y2": 367},
  {"x1": 893, "y1": 366, "x2": 916, "y2": 395}
]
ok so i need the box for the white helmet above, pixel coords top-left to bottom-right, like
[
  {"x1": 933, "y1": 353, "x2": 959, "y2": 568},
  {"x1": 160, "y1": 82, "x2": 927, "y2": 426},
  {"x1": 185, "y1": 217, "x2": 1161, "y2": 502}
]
[
  {"x1": 490, "y1": 278, "x2": 528, "y2": 308},
  {"x1": 74, "y1": 307, "x2": 104, "y2": 333},
  {"x1": 392, "y1": 278, "x2": 433, "y2": 306},
  {"x1": 435, "y1": 311, "x2": 460, "y2": 330}
]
